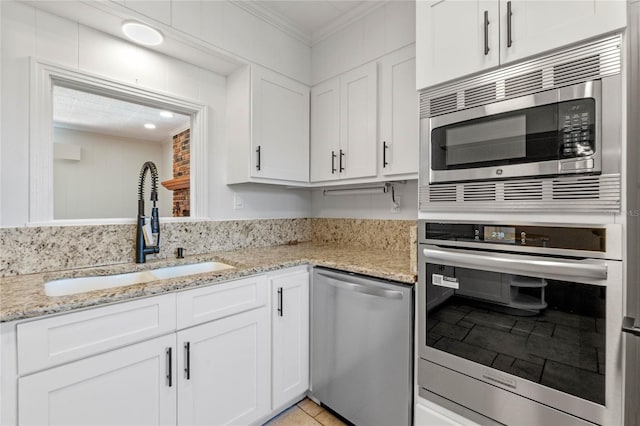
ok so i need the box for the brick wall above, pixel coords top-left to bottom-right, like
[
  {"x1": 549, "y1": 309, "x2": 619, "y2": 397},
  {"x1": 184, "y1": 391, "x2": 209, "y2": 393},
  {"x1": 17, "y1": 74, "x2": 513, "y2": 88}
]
[{"x1": 172, "y1": 128, "x2": 190, "y2": 217}]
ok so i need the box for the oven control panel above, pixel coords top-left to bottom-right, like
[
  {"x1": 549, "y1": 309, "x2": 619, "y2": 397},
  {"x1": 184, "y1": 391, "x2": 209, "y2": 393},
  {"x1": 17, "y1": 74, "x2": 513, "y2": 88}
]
[{"x1": 423, "y1": 222, "x2": 605, "y2": 252}]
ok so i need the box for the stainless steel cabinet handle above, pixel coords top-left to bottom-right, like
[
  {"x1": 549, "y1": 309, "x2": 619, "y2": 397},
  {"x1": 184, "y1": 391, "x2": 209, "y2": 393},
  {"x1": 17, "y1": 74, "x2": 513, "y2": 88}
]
[
  {"x1": 256, "y1": 145, "x2": 261, "y2": 171},
  {"x1": 422, "y1": 246, "x2": 608, "y2": 280},
  {"x1": 383, "y1": 141, "x2": 389, "y2": 168},
  {"x1": 277, "y1": 287, "x2": 284, "y2": 316},
  {"x1": 323, "y1": 276, "x2": 404, "y2": 300},
  {"x1": 483, "y1": 10, "x2": 490, "y2": 55},
  {"x1": 166, "y1": 347, "x2": 172, "y2": 387},
  {"x1": 622, "y1": 316, "x2": 640, "y2": 336},
  {"x1": 507, "y1": 1, "x2": 513, "y2": 48},
  {"x1": 184, "y1": 342, "x2": 191, "y2": 380},
  {"x1": 331, "y1": 151, "x2": 337, "y2": 174}
]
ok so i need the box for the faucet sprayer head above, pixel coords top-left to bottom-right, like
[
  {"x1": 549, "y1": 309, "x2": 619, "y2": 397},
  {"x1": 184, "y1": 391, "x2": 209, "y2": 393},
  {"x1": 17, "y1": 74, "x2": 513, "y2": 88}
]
[{"x1": 138, "y1": 161, "x2": 159, "y2": 202}]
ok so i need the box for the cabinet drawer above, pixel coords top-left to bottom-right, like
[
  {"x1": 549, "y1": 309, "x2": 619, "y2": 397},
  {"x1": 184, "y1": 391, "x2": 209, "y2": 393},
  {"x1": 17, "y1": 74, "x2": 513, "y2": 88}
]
[
  {"x1": 17, "y1": 294, "x2": 176, "y2": 376},
  {"x1": 177, "y1": 275, "x2": 268, "y2": 329}
]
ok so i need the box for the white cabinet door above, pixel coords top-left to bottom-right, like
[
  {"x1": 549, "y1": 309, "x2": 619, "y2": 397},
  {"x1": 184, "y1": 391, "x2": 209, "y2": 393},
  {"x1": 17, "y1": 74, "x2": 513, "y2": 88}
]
[
  {"x1": 339, "y1": 62, "x2": 378, "y2": 179},
  {"x1": 310, "y1": 78, "x2": 341, "y2": 182},
  {"x1": 380, "y1": 45, "x2": 419, "y2": 177},
  {"x1": 416, "y1": 0, "x2": 499, "y2": 90},
  {"x1": 271, "y1": 269, "x2": 309, "y2": 409},
  {"x1": 499, "y1": 0, "x2": 626, "y2": 66},
  {"x1": 252, "y1": 67, "x2": 310, "y2": 182},
  {"x1": 177, "y1": 307, "x2": 270, "y2": 426},
  {"x1": 18, "y1": 334, "x2": 176, "y2": 426}
]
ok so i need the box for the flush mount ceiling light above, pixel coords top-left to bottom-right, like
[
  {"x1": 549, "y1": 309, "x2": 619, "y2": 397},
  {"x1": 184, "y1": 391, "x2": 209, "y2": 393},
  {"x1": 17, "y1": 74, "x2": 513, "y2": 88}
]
[
  {"x1": 122, "y1": 21, "x2": 163, "y2": 46},
  {"x1": 160, "y1": 111, "x2": 173, "y2": 118},
  {"x1": 144, "y1": 123, "x2": 156, "y2": 129}
]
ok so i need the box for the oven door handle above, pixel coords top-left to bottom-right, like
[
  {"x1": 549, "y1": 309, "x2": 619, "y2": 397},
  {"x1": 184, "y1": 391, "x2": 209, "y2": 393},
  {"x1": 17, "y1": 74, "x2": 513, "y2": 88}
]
[{"x1": 422, "y1": 246, "x2": 608, "y2": 280}]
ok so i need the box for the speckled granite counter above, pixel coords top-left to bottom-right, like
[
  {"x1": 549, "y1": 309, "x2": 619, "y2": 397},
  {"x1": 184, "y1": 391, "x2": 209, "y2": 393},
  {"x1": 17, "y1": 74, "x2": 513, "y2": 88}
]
[{"x1": 0, "y1": 242, "x2": 415, "y2": 322}]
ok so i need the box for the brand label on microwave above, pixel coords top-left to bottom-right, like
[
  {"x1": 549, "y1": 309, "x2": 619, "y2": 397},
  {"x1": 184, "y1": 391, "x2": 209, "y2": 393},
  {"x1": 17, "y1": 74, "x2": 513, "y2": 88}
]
[{"x1": 432, "y1": 274, "x2": 459, "y2": 289}]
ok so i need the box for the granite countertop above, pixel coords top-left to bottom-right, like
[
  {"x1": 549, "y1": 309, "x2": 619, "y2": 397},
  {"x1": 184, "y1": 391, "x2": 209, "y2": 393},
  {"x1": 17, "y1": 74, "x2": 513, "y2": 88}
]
[{"x1": 0, "y1": 242, "x2": 416, "y2": 322}]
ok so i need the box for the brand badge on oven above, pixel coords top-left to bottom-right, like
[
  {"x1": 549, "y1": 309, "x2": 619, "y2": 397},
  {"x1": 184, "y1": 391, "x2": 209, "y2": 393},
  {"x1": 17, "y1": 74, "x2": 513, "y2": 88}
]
[{"x1": 432, "y1": 274, "x2": 459, "y2": 289}]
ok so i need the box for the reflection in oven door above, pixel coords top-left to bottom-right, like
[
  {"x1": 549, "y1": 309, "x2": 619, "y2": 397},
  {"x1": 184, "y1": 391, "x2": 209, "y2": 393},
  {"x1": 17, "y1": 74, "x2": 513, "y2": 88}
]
[{"x1": 425, "y1": 263, "x2": 606, "y2": 405}]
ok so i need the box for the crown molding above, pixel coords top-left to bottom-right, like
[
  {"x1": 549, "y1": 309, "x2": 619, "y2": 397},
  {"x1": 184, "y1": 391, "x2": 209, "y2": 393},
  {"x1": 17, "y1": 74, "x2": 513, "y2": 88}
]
[
  {"x1": 311, "y1": 1, "x2": 388, "y2": 45},
  {"x1": 234, "y1": 1, "x2": 390, "y2": 47},
  {"x1": 231, "y1": 1, "x2": 313, "y2": 46}
]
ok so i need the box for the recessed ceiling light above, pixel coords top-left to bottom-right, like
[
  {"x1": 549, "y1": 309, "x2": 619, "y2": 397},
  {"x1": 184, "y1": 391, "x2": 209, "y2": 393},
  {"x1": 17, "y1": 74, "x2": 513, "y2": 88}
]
[
  {"x1": 122, "y1": 21, "x2": 163, "y2": 46},
  {"x1": 160, "y1": 111, "x2": 173, "y2": 118},
  {"x1": 144, "y1": 123, "x2": 156, "y2": 129}
]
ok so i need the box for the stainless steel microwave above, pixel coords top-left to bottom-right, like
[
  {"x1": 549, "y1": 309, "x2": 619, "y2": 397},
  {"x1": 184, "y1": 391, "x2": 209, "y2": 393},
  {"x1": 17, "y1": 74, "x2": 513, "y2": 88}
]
[{"x1": 425, "y1": 80, "x2": 603, "y2": 184}]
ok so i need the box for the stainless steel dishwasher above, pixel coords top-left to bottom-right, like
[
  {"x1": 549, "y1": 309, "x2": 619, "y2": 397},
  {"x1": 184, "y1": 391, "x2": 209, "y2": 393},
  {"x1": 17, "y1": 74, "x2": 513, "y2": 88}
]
[{"x1": 310, "y1": 267, "x2": 413, "y2": 426}]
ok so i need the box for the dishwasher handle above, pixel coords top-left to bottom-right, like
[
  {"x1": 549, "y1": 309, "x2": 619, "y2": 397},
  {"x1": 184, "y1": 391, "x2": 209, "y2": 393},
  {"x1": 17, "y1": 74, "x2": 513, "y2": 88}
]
[{"x1": 317, "y1": 272, "x2": 405, "y2": 300}]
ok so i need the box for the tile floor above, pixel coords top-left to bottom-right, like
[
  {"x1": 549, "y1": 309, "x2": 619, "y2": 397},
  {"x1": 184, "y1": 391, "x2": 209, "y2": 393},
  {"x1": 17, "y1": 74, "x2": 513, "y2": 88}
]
[{"x1": 265, "y1": 398, "x2": 347, "y2": 426}]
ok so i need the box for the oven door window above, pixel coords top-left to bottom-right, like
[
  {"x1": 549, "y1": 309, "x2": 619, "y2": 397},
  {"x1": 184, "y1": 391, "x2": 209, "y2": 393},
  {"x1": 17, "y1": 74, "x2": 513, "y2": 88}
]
[
  {"x1": 425, "y1": 263, "x2": 605, "y2": 405},
  {"x1": 430, "y1": 99, "x2": 595, "y2": 170}
]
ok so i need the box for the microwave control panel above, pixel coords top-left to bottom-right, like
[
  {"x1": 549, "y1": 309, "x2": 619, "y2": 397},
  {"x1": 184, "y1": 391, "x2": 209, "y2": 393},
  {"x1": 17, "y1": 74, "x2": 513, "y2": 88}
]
[{"x1": 559, "y1": 99, "x2": 595, "y2": 158}]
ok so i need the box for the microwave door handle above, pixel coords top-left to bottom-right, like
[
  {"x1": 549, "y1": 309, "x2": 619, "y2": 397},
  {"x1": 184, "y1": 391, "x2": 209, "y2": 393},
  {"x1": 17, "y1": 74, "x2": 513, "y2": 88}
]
[{"x1": 422, "y1": 247, "x2": 608, "y2": 280}]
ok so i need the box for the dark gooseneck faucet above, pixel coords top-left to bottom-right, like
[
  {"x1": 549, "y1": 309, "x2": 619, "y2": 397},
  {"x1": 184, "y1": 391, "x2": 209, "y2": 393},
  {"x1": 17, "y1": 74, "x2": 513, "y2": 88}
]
[{"x1": 136, "y1": 161, "x2": 160, "y2": 263}]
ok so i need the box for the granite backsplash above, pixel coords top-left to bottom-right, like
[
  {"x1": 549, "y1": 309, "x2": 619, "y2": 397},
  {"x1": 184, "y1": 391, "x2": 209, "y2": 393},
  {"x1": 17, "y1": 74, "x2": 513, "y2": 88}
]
[{"x1": 1, "y1": 218, "x2": 417, "y2": 277}]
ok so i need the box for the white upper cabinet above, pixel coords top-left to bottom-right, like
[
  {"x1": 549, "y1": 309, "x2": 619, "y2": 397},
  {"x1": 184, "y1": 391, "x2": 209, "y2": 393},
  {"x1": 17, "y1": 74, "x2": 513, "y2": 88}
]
[
  {"x1": 310, "y1": 79, "x2": 341, "y2": 182},
  {"x1": 227, "y1": 65, "x2": 310, "y2": 185},
  {"x1": 310, "y1": 62, "x2": 378, "y2": 183},
  {"x1": 417, "y1": 0, "x2": 626, "y2": 90},
  {"x1": 252, "y1": 67, "x2": 310, "y2": 182},
  {"x1": 499, "y1": 0, "x2": 626, "y2": 65},
  {"x1": 340, "y1": 63, "x2": 378, "y2": 180},
  {"x1": 380, "y1": 45, "x2": 419, "y2": 177},
  {"x1": 416, "y1": 0, "x2": 499, "y2": 90}
]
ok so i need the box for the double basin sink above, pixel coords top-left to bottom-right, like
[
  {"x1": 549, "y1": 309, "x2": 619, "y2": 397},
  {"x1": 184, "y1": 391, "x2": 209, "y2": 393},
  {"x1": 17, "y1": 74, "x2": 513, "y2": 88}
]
[{"x1": 45, "y1": 261, "x2": 235, "y2": 297}]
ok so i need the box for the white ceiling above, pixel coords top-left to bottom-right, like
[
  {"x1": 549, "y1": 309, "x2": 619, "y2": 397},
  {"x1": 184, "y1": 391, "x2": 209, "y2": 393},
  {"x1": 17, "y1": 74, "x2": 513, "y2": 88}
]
[{"x1": 53, "y1": 86, "x2": 191, "y2": 142}]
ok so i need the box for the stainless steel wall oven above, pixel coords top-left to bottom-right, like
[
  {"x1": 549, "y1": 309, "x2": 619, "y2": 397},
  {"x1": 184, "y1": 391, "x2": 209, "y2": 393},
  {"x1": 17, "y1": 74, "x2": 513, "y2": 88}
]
[{"x1": 417, "y1": 221, "x2": 623, "y2": 425}]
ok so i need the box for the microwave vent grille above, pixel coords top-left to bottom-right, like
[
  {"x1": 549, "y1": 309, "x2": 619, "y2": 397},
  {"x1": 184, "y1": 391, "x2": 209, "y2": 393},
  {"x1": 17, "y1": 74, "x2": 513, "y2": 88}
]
[
  {"x1": 464, "y1": 82, "x2": 497, "y2": 107},
  {"x1": 419, "y1": 174, "x2": 620, "y2": 212},
  {"x1": 553, "y1": 55, "x2": 601, "y2": 87},
  {"x1": 552, "y1": 176, "x2": 604, "y2": 200},
  {"x1": 428, "y1": 185, "x2": 457, "y2": 202},
  {"x1": 428, "y1": 93, "x2": 457, "y2": 116},
  {"x1": 419, "y1": 34, "x2": 621, "y2": 119},
  {"x1": 463, "y1": 183, "x2": 496, "y2": 201},
  {"x1": 504, "y1": 181, "x2": 543, "y2": 200},
  {"x1": 505, "y1": 70, "x2": 543, "y2": 98}
]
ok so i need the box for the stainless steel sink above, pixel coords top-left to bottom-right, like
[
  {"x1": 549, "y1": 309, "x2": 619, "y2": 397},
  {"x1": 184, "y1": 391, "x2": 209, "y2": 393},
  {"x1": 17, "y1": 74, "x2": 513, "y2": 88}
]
[{"x1": 44, "y1": 261, "x2": 235, "y2": 296}]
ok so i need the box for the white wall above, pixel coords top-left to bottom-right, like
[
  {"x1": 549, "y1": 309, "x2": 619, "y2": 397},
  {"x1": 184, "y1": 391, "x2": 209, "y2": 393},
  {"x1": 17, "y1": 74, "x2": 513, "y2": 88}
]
[
  {"x1": 311, "y1": 1, "x2": 416, "y2": 85},
  {"x1": 125, "y1": 0, "x2": 312, "y2": 84},
  {"x1": 53, "y1": 128, "x2": 173, "y2": 219},
  {"x1": 0, "y1": 0, "x2": 311, "y2": 227}
]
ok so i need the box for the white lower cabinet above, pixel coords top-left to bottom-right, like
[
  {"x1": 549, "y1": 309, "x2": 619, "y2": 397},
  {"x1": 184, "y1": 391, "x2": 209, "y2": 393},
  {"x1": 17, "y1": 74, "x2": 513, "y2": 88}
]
[
  {"x1": 270, "y1": 269, "x2": 309, "y2": 410},
  {"x1": 6, "y1": 269, "x2": 311, "y2": 426},
  {"x1": 19, "y1": 334, "x2": 177, "y2": 426},
  {"x1": 177, "y1": 307, "x2": 270, "y2": 426}
]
